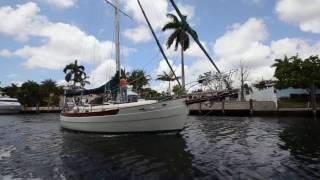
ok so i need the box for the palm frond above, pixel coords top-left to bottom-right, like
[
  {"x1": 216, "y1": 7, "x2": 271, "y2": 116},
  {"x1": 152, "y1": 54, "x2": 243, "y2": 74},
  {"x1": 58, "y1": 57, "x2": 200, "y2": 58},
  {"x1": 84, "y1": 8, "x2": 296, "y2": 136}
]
[
  {"x1": 166, "y1": 30, "x2": 179, "y2": 49},
  {"x1": 174, "y1": 30, "x2": 182, "y2": 51},
  {"x1": 162, "y1": 22, "x2": 180, "y2": 31},
  {"x1": 166, "y1": 13, "x2": 179, "y2": 23},
  {"x1": 181, "y1": 33, "x2": 190, "y2": 51},
  {"x1": 63, "y1": 64, "x2": 74, "y2": 73},
  {"x1": 78, "y1": 65, "x2": 85, "y2": 71},
  {"x1": 65, "y1": 73, "x2": 72, "y2": 82}
]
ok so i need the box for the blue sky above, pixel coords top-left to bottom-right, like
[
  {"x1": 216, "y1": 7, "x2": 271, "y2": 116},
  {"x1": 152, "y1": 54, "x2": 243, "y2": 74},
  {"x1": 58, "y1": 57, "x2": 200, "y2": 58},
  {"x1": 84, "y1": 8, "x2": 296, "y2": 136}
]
[{"x1": 0, "y1": 0, "x2": 319, "y2": 91}]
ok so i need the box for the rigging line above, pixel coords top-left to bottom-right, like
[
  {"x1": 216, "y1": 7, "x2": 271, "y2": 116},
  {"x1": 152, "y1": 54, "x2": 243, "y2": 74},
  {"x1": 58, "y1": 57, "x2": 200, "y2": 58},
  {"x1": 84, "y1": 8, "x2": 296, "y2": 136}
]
[
  {"x1": 137, "y1": 0, "x2": 182, "y2": 88},
  {"x1": 104, "y1": 0, "x2": 133, "y2": 20},
  {"x1": 136, "y1": 49, "x2": 162, "y2": 77},
  {"x1": 92, "y1": 3, "x2": 104, "y2": 66},
  {"x1": 107, "y1": 12, "x2": 117, "y2": 91},
  {"x1": 168, "y1": 0, "x2": 220, "y2": 74}
]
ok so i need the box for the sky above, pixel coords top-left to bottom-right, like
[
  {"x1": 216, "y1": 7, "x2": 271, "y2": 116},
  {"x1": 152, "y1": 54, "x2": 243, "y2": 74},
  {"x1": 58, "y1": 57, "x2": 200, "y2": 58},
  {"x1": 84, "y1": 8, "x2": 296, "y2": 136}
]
[{"x1": 0, "y1": 0, "x2": 319, "y2": 92}]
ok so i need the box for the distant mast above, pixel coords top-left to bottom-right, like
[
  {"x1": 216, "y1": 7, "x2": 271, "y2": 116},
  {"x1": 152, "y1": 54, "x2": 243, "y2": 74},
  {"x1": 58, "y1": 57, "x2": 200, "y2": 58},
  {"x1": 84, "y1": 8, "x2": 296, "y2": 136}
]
[{"x1": 115, "y1": 0, "x2": 121, "y2": 84}]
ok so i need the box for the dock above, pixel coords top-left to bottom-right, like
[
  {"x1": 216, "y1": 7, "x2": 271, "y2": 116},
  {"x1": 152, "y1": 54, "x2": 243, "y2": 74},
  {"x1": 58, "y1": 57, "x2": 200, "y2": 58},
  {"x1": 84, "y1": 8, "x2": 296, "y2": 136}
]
[
  {"x1": 19, "y1": 103, "x2": 319, "y2": 117},
  {"x1": 21, "y1": 107, "x2": 62, "y2": 113},
  {"x1": 188, "y1": 100, "x2": 319, "y2": 117}
]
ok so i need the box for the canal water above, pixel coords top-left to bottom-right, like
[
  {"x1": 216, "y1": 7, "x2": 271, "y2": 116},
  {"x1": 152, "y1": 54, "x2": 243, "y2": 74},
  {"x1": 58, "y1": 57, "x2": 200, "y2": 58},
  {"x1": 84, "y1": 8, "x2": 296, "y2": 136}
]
[{"x1": 0, "y1": 114, "x2": 320, "y2": 179}]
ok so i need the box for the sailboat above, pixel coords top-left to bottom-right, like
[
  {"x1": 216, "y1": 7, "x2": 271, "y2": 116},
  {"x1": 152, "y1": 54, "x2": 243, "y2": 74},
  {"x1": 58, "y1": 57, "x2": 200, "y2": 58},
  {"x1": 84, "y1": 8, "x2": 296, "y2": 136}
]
[{"x1": 60, "y1": 0, "x2": 188, "y2": 133}]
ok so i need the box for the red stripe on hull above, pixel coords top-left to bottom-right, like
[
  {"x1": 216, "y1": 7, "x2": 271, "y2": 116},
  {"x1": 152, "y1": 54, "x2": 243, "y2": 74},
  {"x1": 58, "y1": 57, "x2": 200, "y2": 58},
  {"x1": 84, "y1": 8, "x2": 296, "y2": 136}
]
[{"x1": 62, "y1": 109, "x2": 119, "y2": 117}]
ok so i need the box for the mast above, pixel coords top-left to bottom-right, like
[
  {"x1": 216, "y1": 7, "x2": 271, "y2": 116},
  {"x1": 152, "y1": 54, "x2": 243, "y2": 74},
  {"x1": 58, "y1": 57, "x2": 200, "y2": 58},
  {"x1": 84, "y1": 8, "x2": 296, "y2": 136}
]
[
  {"x1": 115, "y1": 0, "x2": 121, "y2": 81},
  {"x1": 114, "y1": 0, "x2": 122, "y2": 102},
  {"x1": 105, "y1": 0, "x2": 133, "y2": 101}
]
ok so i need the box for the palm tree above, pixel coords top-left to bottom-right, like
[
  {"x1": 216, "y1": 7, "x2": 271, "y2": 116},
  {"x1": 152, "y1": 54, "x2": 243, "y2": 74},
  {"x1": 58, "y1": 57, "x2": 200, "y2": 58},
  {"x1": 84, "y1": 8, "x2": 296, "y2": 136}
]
[
  {"x1": 2, "y1": 83, "x2": 20, "y2": 98},
  {"x1": 63, "y1": 60, "x2": 90, "y2": 88},
  {"x1": 157, "y1": 71, "x2": 180, "y2": 95},
  {"x1": 40, "y1": 79, "x2": 59, "y2": 106},
  {"x1": 127, "y1": 70, "x2": 151, "y2": 93},
  {"x1": 172, "y1": 84, "x2": 183, "y2": 96},
  {"x1": 162, "y1": 13, "x2": 198, "y2": 92},
  {"x1": 19, "y1": 80, "x2": 41, "y2": 107}
]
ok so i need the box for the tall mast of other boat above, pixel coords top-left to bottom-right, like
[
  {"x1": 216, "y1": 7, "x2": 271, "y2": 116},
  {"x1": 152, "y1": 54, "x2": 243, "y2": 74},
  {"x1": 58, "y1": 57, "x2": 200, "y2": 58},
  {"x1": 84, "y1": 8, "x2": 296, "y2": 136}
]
[{"x1": 114, "y1": 0, "x2": 121, "y2": 83}]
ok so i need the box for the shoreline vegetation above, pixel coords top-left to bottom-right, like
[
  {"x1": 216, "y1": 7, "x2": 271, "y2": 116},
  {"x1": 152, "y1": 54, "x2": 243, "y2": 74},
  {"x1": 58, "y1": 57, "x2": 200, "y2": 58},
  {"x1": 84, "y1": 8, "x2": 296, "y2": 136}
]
[{"x1": 0, "y1": 55, "x2": 319, "y2": 116}]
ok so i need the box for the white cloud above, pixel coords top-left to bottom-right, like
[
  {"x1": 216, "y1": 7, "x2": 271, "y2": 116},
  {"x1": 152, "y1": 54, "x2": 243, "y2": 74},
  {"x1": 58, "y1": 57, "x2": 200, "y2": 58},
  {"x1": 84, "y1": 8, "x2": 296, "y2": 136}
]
[
  {"x1": 270, "y1": 38, "x2": 320, "y2": 59},
  {"x1": 169, "y1": 3, "x2": 195, "y2": 20},
  {"x1": 123, "y1": 25, "x2": 152, "y2": 43},
  {"x1": 185, "y1": 41, "x2": 208, "y2": 59},
  {"x1": 212, "y1": 18, "x2": 320, "y2": 84},
  {"x1": 214, "y1": 18, "x2": 271, "y2": 70},
  {"x1": 88, "y1": 59, "x2": 117, "y2": 88},
  {"x1": 15, "y1": 22, "x2": 115, "y2": 69},
  {"x1": 275, "y1": 0, "x2": 320, "y2": 33},
  {"x1": 152, "y1": 16, "x2": 320, "y2": 91},
  {"x1": 153, "y1": 18, "x2": 273, "y2": 91},
  {"x1": 185, "y1": 59, "x2": 214, "y2": 83},
  {"x1": 214, "y1": 18, "x2": 268, "y2": 58},
  {"x1": 10, "y1": 81, "x2": 23, "y2": 87},
  {"x1": 0, "y1": 2, "x2": 135, "y2": 70},
  {"x1": 124, "y1": 0, "x2": 168, "y2": 29},
  {"x1": 152, "y1": 59, "x2": 180, "y2": 92},
  {"x1": 0, "y1": 2, "x2": 46, "y2": 42},
  {"x1": 155, "y1": 59, "x2": 179, "y2": 76},
  {"x1": 57, "y1": 79, "x2": 68, "y2": 86},
  {"x1": 0, "y1": 49, "x2": 13, "y2": 57},
  {"x1": 122, "y1": 0, "x2": 167, "y2": 44},
  {"x1": 6, "y1": 74, "x2": 18, "y2": 78},
  {"x1": 163, "y1": 40, "x2": 208, "y2": 60},
  {"x1": 123, "y1": 0, "x2": 195, "y2": 43},
  {"x1": 153, "y1": 57, "x2": 217, "y2": 92},
  {"x1": 242, "y1": 0, "x2": 263, "y2": 5},
  {"x1": 39, "y1": 0, "x2": 77, "y2": 9}
]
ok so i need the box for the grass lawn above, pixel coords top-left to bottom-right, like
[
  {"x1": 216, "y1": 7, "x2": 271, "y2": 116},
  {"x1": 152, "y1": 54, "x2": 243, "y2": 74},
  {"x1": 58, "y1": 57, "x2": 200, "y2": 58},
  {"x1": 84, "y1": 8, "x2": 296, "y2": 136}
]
[{"x1": 278, "y1": 100, "x2": 320, "y2": 108}]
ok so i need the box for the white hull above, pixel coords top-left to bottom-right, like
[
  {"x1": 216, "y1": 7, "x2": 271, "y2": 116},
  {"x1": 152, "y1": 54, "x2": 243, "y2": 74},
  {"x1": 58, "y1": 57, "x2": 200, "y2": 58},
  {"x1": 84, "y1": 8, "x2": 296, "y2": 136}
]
[
  {"x1": 0, "y1": 106, "x2": 21, "y2": 114},
  {"x1": 0, "y1": 98, "x2": 21, "y2": 114},
  {"x1": 60, "y1": 99, "x2": 188, "y2": 133}
]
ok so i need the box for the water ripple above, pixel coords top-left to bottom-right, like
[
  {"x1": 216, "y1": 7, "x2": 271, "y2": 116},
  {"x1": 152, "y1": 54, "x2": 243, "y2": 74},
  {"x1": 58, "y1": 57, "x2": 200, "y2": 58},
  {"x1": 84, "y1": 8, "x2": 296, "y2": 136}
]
[{"x1": 0, "y1": 114, "x2": 320, "y2": 179}]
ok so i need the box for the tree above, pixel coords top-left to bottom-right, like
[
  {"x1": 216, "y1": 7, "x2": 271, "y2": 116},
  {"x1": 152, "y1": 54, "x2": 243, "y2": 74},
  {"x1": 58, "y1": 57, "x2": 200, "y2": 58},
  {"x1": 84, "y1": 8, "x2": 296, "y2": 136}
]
[
  {"x1": 162, "y1": 13, "x2": 197, "y2": 91},
  {"x1": 105, "y1": 69, "x2": 127, "y2": 98},
  {"x1": 139, "y1": 88, "x2": 160, "y2": 98},
  {"x1": 2, "y1": 84, "x2": 20, "y2": 98},
  {"x1": 239, "y1": 61, "x2": 249, "y2": 101},
  {"x1": 243, "y1": 83, "x2": 253, "y2": 95},
  {"x1": 19, "y1": 81, "x2": 41, "y2": 107},
  {"x1": 272, "y1": 55, "x2": 320, "y2": 114},
  {"x1": 157, "y1": 71, "x2": 180, "y2": 95},
  {"x1": 127, "y1": 70, "x2": 150, "y2": 93},
  {"x1": 172, "y1": 84, "x2": 183, "y2": 96},
  {"x1": 63, "y1": 60, "x2": 90, "y2": 88},
  {"x1": 40, "y1": 79, "x2": 60, "y2": 106},
  {"x1": 253, "y1": 79, "x2": 275, "y2": 90}
]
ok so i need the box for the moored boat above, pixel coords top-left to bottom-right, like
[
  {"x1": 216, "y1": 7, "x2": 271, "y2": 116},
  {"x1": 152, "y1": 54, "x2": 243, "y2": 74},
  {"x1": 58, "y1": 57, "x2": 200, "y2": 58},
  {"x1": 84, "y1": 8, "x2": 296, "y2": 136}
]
[
  {"x1": 59, "y1": 0, "x2": 192, "y2": 133},
  {"x1": 60, "y1": 98, "x2": 187, "y2": 133},
  {"x1": 0, "y1": 91, "x2": 21, "y2": 114}
]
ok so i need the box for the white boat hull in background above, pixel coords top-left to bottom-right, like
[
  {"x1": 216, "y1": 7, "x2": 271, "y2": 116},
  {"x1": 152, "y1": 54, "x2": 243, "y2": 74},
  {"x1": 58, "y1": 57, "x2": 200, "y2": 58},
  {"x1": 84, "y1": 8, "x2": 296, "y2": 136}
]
[
  {"x1": 0, "y1": 98, "x2": 21, "y2": 114},
  {"x1": 60, "y1": 99, "x2": 188, "y2": 133},
  {"x1": 0, "y1": 106, "x2": 21, "y2": 114}
]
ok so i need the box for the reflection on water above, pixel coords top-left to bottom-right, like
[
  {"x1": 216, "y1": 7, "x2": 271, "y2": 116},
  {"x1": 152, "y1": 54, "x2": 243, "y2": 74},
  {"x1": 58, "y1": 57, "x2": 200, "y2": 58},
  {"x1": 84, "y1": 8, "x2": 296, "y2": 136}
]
[
  {"x1": 279, "y1": 119, "x2": 320, "y2": 162},
  {"x1": 0, "y1": 114, "x2": 320, "y2": 179},
  {"x1": 60, "y1": 132, "x2": 199, "y2": 179}
]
